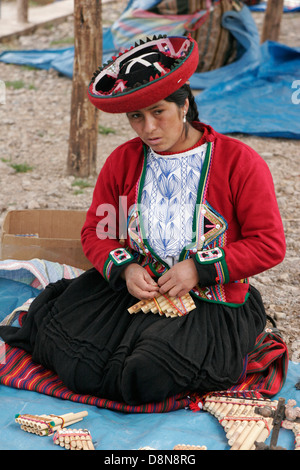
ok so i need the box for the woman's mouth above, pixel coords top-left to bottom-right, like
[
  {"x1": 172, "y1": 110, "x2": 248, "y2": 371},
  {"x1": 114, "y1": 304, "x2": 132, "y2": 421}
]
[{"x1": 147, "y1": 137, "x2": 162, "y2": 145}]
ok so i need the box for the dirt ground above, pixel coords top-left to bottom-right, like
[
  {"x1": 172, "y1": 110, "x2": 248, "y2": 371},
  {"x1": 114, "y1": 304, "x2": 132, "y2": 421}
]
[{"x1": 0, "y1": 2, "x2": 299, "y2": 361}]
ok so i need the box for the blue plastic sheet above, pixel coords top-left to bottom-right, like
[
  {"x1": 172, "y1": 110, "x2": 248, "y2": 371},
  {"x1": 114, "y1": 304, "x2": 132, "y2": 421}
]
[
  {"x1": 0, "y1": 272, "x2": 299, "y2": 451},
  {"x1": 0, "y1": 27, "x2": 116, "y2": 78},
  {"x1": 0, "y1": 7, "x2": 261, "y2": 87},
  {"x1": 0, "y1": 278, "x2": 39, "y2": 322},
  {"x1": 0, "y1": 5, "x2": 299, "y2": 138},
  {"x1": 0, "y1": 362, "x2": 299, "y2": 450},
  {"x1": 249, "y1": 1, "x2": 300, "y2": 12},
  {"x1": 195, "y1": 41, "x2": 300, "y2": 138}
]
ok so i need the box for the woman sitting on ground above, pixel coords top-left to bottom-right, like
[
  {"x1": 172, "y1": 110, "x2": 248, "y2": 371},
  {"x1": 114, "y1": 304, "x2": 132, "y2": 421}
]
[{"x1": 0, "y1": 35, "x2": 286, "y2": 405}]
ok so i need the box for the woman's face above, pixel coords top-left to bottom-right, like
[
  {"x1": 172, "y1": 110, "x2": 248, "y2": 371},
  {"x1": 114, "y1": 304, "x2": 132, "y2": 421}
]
[{"x1": 126, "y1": 99, "x2": 188, "y2": 153}]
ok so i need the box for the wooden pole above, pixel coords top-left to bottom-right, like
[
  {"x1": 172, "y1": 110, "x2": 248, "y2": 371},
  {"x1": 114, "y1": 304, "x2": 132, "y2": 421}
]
[
  {"x1": 17, "y1": 0, "x2": 28, "y2": 23},
  {"x1": 261, "y1": 0, "x2": 284, "y2": 43},
  {"x1": 67, "y1": 0, "x2": 102, "y2": 177}
]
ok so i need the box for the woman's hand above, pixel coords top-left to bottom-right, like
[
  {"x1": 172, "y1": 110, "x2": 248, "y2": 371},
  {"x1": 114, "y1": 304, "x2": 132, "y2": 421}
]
[
  {"x1": 157, "y1": 259, "x2": 199, "y2": 298},
  {"x1": 122, "y1": 264, "x2": 159, "y2": 300}
]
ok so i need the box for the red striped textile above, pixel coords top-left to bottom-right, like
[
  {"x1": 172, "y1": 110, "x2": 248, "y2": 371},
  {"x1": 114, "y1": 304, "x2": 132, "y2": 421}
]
[
  {"x1": 189, "y1": 330, "x2": 289, "y2": 411},
  {"x1": 0, "y1": 330, "x2": 288, "y2": 413},
  {"x1": 228, "y1": 329, "x2": 289, "y2": 397},
  {"x1": 0, "y1": 345, "x2": 189, "y2": 413}
]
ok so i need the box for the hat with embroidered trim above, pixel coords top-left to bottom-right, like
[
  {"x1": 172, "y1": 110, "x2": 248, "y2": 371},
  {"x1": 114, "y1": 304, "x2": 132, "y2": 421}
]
[{"x1": 87, "y1": 35, "x2": 199, "y2": 113}]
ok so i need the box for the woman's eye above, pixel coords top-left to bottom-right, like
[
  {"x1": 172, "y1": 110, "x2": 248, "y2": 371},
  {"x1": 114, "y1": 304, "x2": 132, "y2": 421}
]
[{"x1": 128, "y1": 113, "x2": 141, "y2": 120}]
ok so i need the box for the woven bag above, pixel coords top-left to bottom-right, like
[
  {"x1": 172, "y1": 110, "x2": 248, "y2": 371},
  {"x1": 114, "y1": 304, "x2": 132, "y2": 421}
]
[{"x1": 150, "y1": 0, "x2": 238, "y2": 72}]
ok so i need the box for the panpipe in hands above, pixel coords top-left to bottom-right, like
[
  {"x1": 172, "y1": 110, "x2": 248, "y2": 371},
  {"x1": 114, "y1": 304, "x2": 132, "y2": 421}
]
[
  {"x1": 203, "y1": 394, "x2": 278, "y2": 450},
  {"x1": 53, "y1": 428, "x2": 94, "y2": 450},
  {"x1": 128, "y1": 292, "x2": 196, "y2": 317},
  {"x1": 15, "y1": 411, "x2": 88, "y2": 436}
]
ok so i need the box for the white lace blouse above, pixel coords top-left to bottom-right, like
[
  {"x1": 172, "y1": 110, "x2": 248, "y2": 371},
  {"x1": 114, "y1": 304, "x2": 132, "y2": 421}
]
[{"x1": 140, "y1": 143, "x2": 207, "y2": 266}]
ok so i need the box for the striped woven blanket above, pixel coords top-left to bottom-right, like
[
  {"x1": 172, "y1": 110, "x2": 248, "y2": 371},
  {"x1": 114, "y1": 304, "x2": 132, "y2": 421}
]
[
  {"x1": 0, "y1": 259, "x2": 83, "y2": 291},
  {"x1": 0, "y1": 259, "x2": 83, "y2": 327},
  {"x1": 0, "y1": 329, "x2": 288, "y2": 413},
  {"x1": 110, "y1": 0, "x2": 207, "y2": 48}
]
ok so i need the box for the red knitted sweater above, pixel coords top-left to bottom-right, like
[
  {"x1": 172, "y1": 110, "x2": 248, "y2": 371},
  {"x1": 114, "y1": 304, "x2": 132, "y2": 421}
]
[{"x1": 81, "y1": 123, "x2": 285, "y2": 306}]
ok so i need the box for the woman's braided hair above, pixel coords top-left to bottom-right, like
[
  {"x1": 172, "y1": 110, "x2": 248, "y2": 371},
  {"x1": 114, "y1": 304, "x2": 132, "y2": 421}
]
[{"x1": 165, "y1": 83, "x2": 199, "y2": 123}]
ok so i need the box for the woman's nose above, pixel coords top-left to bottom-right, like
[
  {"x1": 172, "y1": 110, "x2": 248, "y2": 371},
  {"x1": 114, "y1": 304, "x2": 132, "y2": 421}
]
[{"x1": 143, "y1": 115, "x2": 156, "y2": 133}]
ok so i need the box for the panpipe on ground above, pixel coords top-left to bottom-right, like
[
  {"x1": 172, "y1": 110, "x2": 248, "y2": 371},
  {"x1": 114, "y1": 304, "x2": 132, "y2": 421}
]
[
  {"x1": 53, "y1": 428, "x2": 95, "y2": 450},
  {"x1": 15, "y1": 411, "x2": 88, "y2": 436},
  {"x1": 203, "y1": 394, "x2": 278, "y2": 450},
  {"x1": 128, "y1": 292, "x2": 196, "y2": 317}
]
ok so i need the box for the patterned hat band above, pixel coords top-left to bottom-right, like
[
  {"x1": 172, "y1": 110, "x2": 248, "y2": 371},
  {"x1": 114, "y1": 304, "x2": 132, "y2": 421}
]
[{"x1": 87, "y1": 35, "x2": 199, "y2": 113}]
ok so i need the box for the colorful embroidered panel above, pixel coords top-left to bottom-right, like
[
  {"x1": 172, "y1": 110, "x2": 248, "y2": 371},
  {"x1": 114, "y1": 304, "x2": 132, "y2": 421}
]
[
  {"x1": 140, "y1": 144, "x2": 207, "y2": 264},
  {"x1": 109, "y1": 248, "x2": 134, "y2": 265},
  {"x1": 195, "y1": 204, "x2": 227, "y2": 250},
  {"x1": 196, "y1": 247, "x2": 223, "y2": 263}
]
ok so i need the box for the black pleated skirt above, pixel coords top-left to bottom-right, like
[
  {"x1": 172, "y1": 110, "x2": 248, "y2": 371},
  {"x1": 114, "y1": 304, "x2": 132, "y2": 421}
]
[{"x1": 0, "y1": 268, "x2": 266, "y2": 405}]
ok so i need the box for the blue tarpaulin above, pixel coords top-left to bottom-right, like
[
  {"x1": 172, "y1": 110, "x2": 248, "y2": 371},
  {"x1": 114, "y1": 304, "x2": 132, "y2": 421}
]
[
  {"x1": 0, "y1": 362, "x2": 299, "y2": 450},
  {"x1": 0, "y1": 269, "x2": 299, "y2": 451},
  {"x1": 0, "y1": 4, "x2": 299, "y2": 138},
  {"x1": 0, "y1": 27, "x2": 116, "y2": 78},
  {"x1": 249, "y1": 1, "x2": 300, "y2": 12},
  {"x1": 195, "y1": 41, "x2": 300, "y2": 138}
]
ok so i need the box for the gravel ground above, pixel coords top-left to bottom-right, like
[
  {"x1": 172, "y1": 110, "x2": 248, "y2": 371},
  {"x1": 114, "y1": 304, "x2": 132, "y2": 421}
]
[{"x1": 0, "y1": 2, "x2": 299, "y2": 360}]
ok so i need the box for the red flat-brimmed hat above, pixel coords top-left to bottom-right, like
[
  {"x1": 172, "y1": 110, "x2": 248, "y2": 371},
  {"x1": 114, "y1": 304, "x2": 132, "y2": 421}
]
[{"x1": 87, "y1": 35, "x2": 199, "y2": 113}]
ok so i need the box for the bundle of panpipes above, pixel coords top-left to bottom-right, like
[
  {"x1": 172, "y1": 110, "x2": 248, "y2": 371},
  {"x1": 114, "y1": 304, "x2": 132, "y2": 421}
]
[
  {"x1": 203, "y1": 394, "x2": 278, "y2": 450},
  {"x1": 15, "y1": 411, "x2": 88, "y2": 436},
  {"x1": 128, "y1": 292, "x2": 196, "y2": 317},
  {"x1": 53, "y1": 428, "x2": 94, "y2": 450}
]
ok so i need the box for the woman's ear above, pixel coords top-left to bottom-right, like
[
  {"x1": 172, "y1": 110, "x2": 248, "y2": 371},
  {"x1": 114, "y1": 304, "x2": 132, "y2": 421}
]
[{"x1": 184, "y1": 97, "x2": 189, "y2": 116}]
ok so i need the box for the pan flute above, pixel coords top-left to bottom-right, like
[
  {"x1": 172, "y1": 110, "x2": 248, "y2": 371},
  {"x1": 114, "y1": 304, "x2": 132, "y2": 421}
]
[
  {"x1": 15, "y1": 411, "x2": 88, "y2": 436},
  {"x1": 128, "y1": 292, "x2": 196, "y2": 317},
  {"x1": 53, "y1": 428, "x2": 95, "y2": 450},
  {"x1": 203, "y1": 393, "x2": 278, "y2": 450}
]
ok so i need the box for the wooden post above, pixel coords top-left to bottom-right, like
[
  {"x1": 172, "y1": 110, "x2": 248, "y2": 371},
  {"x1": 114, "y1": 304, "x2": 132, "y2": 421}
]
[
  {"x1": 17, "y1": 0, "x2": 29, "y2": 23},
  {"x1": 261, "y1": 0, "x2": 284, "y2": 43},
  {"x1": 67, "y1": 0, "x2": 102, "y2": 177}
]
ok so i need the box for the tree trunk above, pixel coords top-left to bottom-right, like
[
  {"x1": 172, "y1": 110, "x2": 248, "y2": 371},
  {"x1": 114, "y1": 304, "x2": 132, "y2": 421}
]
[
  {"x1": 17, "y1": 0, "x2": 28, "y2": 23},
  {"x1": 67, "y1": 0, "x2": 102, "y2": 177},
  {"x1": 261, "y1": 0, "x2": 284, "y2": 43}
]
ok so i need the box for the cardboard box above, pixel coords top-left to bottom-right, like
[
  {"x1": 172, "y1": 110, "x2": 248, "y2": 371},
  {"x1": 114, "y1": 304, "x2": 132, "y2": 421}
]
[{"x1": 1, "y1": 210, "x2": 93, "y2": 270}]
